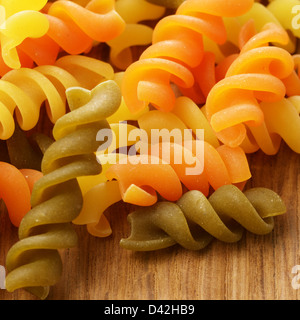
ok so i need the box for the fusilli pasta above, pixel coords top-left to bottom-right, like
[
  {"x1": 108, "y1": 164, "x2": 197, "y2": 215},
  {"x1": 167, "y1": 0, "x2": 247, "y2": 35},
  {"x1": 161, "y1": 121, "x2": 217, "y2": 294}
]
[
  {"x1": 34, "y1": 0, "x2": 125, "y2": 60},
  {"x1": 122, "y1": 0, "x2": 254, "y2": 113},
  {"x1": 107, "y1": 0, "x2": 165, "y2": 70},
  {"x1": 0, "y1": 54, "x2": 115, "y2": 140},
  {"x1": 5, "y1": 80, "x2": 122, "y2": 299},
  {"x1": 0, "y1": 162, "x2": 42, "y2": 227},
  {"x1": 0, "y1": 0, "x2": 49, "y2": 71},
  {"x1": 206, "y1": 21, "x2": 294, "y2": 150},
  {"x1": 120, "y1": 185, "x2": 286, "y2": 251}
]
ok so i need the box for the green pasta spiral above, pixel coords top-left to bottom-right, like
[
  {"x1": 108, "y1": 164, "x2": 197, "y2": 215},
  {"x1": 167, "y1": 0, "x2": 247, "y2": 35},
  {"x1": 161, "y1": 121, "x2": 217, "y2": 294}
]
[
  {"x1": 120, "y1": 185, "x2": 286, "y2": 251},
  {"x1": 5, "y1": 80, "x2": 121, "y2": 299}
]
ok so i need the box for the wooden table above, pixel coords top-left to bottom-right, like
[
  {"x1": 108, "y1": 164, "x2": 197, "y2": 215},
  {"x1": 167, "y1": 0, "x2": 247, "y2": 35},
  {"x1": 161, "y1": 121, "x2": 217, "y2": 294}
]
[{"x1": 0, "y1": 142, "x2": 299, "y2": 300}]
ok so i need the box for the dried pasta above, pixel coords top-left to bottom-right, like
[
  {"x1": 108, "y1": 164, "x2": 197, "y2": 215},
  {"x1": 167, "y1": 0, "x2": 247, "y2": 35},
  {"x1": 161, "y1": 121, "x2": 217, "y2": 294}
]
[
  {"x1": 74, "y1": 179, "x2": 122, "y2": 237},
  {"x1": 5, "y1": 80, "x2": 122, "y2": 299},
  {"x1": 0, "y1": 162, "x2": 42, "y2": 227},
  {"x1": 120, "y1": 185, "x2": 286, "y2": 251},
  {"x1": 242, "y1": 96, "x2": 300, "y2": 154},
  {"x1": 267, "y1": 0, "x2": 300, "y2": 39},
  {"x1": 234, "y1": 2, "x2": 296, "y2": 53},
  {"x1": 0, "y1": 0, "x2": 49, "y2": 71},
  {"x1": 73, "y1": 71, "x2": 151, "y2": 236},
  {"x1": 206, "y1": 21, "x2": 294, "y2": 150},
  {"x1": 74, "y1": 148, "x2": 131, "y2": 237},
  {"x1": 107, "y1": 72, "x2": 149, "y2": 123},
  {"x1": 122, "y1": 0, "x2": 254, "y2": 113},
  {"x1": 107, "y1": 0, "x2": 165, "y2": 70},
  {"x1": 137, "y1": 104, "x2": 251, "y2": 193},
  {"x1": 0, "y1": 54, "x2": 115, "y2": 140},
  {"x1": 106, "y1": 154, "x2": 183, "y2": 206},
  {"x1": 28, "y1": 0, "x2": 125, "y2": 64},
  {"x1": 179, "y1": 51, "x2": 239, "y2": 104},
  {"x1": 105, "y1": 130, "x2": 251, "y2": 206}
]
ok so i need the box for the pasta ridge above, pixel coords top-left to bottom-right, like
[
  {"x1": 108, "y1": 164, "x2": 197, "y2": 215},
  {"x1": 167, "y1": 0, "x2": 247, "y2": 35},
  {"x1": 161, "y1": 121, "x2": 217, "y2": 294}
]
[
  {"x1": 36, "y1": 0, "x2": 125, "y2": 59},
  {"x1": 0, "y1": 54, "x2": 115, "y2": 140},
  {"x1": 5, "y1": 80, "x2": 122, "y2": 299},
  {"x1": 0, "y1": 162, "x2": 42, "y2": 227},
  {"x1": 107, "y1": 0, "x2": 165, "y2": 70},
  {"x1": 120, "y1": 185, "x2": 286, "y2": 251},
  {"x1": 206, "y1": 20, "x2": 295, "y2": 150},
  {"x1": 122, "y1": 0, "x2": 254, "y2": 113}
]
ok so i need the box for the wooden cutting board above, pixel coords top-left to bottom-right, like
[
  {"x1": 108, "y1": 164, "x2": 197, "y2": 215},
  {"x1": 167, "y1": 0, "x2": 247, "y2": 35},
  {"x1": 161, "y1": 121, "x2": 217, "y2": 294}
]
[{"x1": 0, "y1": 142, "x2": 299, "y2": 300}]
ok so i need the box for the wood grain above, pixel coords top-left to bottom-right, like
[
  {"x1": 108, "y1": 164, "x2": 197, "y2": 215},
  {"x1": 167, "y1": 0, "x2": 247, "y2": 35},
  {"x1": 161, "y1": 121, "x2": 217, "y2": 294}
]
[{"x1": 0, "y1": 142, "x2": 299, "y2": 300}]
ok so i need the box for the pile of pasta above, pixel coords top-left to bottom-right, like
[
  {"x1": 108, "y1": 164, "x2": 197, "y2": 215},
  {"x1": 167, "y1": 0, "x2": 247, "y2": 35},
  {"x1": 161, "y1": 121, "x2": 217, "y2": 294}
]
[{"x1": 0, "y1": 0, "x2": 299, "y2": 299}]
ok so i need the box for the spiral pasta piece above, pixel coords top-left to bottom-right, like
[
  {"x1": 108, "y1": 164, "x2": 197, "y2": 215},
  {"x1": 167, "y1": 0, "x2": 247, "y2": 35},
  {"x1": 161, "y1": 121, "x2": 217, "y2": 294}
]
[
  {"x1": 30, "y1": 0, "x2": 125, "y2": 62},
  {"x1": 267, "y1": 0, "x2": 300, "y2": 39},
  {"x1": 233, "y1": 2, "x2": 297, "y2": 53},
  {"x1": 5, "y1": 80, "x2": 122, "y2": 299},
  {"x1": 0, "y1": 54, "x2": 115, "y2": 140},
  {"x1": 137, "y1": 105, "x2": 251, "y2": 191},
  {"x1": 107, "y1": 72, "x2": 150, "y2": 123},
  {"x1": 0, "y1": 0, "x2": 49, "y2": 71},
  {"x1": 242, "y1": 97, "x2": 300, "y2": 154},
  {"x1": 0, "y1": 162, "x2": 42, "y2": 227},
  {"x1": 106, "y1": 154, "x2": 183, "y2": 206},
  {"x1": 206, "y1": 21, "x2": 295, "y2": 148},
  {"x1": 106, "y1": 105, "x2": 251, "y2": 206},
  {"x1": 122, "y1": 0, "x2": 254, "y2": 113},
  {"x1": 120, "y1": 185, "x2": 286, "y2": 251},
  {"x1": 107, "y1": 0, "x2": 165, "y2": 70},
  {"x1": 74, "y1": 179, "x2": 122, "y2": 237}
]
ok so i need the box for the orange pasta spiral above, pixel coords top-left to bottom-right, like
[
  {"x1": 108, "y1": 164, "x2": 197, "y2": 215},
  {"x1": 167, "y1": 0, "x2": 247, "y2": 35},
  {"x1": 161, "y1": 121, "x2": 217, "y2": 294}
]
[
  {"x1": 205, "y1": 20, "x2": 295, "y2": 148},
  {"x1": 106, "y1": 109, "x2": 251, "y2": 206},
  {"x1": 22, "y1": 0, "x2": 125, "y2": 65},
  {"x1": 122, "y1": 0, "x2": 254, "y2": 113},
  {"x1": 0, "y1": 163, "x2": 42, "y2": 227}
]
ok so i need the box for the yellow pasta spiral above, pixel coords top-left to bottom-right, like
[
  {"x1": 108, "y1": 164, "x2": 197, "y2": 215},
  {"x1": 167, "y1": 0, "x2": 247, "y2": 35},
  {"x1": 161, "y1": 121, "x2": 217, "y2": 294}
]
[
  {"x1": 5, "y1": 80, "x2": 122, "y2": 299},
  {"x1": 0, "y1": 54, "x2": 115, "y2": 140},
  {"x1": 120, "y1": 185, "x2": 286, "y2": 251}
]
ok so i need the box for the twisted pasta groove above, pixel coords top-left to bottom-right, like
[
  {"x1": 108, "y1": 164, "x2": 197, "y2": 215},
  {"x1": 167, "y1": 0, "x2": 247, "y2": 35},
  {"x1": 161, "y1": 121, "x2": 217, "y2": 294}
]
[
  {"x1": 5, "y1": 80, "x2": 122, "y2": 299},
  {"x1": 0, "y1": 162, "x2": 42, "y2": 227},
  {"x1": 105, "y1": 98, "x2": 251, "y2": 207},
  {"x1": 0, "y1": 54, "x2": 115, "y2": 140},
  {"x1": 0, "y1": 0, "x2": 49, "y2": 71},
  {"x1": 107, "y1": 0, "x2": 165, "y2": 70},
  {"x1": 206, "y1": 21, "x2": 294, "y2": 149},
  {"x1": 105, "y1": 139, "x2": 251, "y2": 207},
  {"x1": 136, "y1": 108, "x2": 251, "y2": 193},
  {"x1": 120, "y1": 185, "x2": 286, "y2": 251},
  {"x1": 122, "y1": 0, "x2": 254, "y2": 112},
  {"x1": 240, "y1": 95, "x2": 300, "y2": 155},
  {"x1": 39, "y1": 0, "x2": 125, "y2": 56}
]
